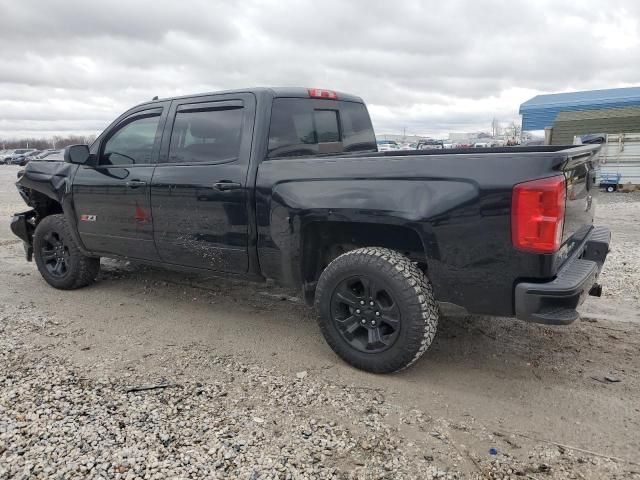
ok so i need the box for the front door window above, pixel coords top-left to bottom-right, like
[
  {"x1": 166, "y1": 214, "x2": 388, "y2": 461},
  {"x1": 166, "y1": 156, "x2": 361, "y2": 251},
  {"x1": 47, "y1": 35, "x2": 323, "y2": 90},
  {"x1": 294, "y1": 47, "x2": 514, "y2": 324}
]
[{"x1": 101, "y1": 114, "x2": 161, "y2": 166}]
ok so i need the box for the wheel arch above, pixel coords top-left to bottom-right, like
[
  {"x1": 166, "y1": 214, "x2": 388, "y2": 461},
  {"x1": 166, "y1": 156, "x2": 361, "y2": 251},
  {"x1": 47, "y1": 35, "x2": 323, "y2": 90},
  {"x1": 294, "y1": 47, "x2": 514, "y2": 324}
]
[
  {"x1": 313, "y1": 246, "x2": 439, "y2": 373},
  {"x1": 32, "y1": 213, "x2": 100, "y2": 289},
  {"x1": 300, "y1": 221, "x2": 428, "y2": 304},
  {"x1": 26, "y1": 188, "x2": 64, "y2": 218},
  {"x1": 17, "y1": 185, "x2": 92, "y2": 256}
]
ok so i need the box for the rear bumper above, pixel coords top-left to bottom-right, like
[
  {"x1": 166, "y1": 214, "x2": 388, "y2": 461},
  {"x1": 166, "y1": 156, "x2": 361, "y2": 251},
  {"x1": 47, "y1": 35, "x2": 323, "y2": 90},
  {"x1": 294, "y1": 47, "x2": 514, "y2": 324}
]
[{"x1": 515, "y1": 226, "x2": 610, "y2": 325}]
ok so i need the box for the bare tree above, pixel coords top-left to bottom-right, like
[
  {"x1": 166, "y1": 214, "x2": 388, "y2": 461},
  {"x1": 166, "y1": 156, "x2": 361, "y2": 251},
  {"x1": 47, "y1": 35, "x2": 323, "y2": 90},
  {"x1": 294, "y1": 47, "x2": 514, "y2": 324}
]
[
  {"x1": 0, "y1": 134, "x2": 96, "y2": 150},
  {"x1": 51, "y1": 135, "x2": 94, "y2": 149},
  {"x1": 508, "y1": 121, "x2": 522, "y2": 139},
  {"x1": 1, "y1": 134, "x2": 99, "y2": 150}
]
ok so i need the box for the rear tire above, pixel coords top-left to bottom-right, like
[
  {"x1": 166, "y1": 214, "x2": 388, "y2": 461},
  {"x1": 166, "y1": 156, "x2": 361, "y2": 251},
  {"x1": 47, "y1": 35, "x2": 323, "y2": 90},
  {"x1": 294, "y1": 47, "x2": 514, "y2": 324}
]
[
  {"x1": 606, "y1": 186, "x2": 615, "y2": 193},
  {"x1": 315, "y1": 247, "x2": 438, "y2": 373},
  {"x1": 33, "y1": 214, "x2": 100, "y2": 289}
]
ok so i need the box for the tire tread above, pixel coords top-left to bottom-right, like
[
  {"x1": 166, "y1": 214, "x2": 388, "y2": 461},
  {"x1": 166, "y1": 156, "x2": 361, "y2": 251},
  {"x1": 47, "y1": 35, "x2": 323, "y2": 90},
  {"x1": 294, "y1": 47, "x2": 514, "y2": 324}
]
[
  {"x1": 33, "y1": 214, "x2": 100, "y2": 290},
  {"x1": 315, "y1": 247, "x2": 438, "y2": 373}
]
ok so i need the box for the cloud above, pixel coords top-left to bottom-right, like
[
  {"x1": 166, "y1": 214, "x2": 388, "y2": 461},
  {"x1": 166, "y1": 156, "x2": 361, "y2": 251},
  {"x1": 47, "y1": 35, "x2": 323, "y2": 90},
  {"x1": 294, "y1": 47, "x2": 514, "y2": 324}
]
[{"x1": 0, "y1": 0, "x2": 639, "y2": 138}]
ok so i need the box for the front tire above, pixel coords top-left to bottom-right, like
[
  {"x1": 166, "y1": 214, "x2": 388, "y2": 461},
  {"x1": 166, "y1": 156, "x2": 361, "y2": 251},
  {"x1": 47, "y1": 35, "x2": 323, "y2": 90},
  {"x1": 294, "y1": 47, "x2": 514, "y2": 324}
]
[
  {"x1": 33, "y1": 214, "x2": 100, "y2": 290},
  {"x1": 315, "y1": 247, "x2": 438, "y2": 373}
]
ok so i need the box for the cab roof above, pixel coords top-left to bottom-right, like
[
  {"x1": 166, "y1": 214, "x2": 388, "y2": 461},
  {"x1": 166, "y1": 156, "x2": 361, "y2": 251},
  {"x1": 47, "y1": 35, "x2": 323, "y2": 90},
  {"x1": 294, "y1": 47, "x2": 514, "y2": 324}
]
[{"x1": 134, "y1": 87, "x2": 364, "y2": 109}]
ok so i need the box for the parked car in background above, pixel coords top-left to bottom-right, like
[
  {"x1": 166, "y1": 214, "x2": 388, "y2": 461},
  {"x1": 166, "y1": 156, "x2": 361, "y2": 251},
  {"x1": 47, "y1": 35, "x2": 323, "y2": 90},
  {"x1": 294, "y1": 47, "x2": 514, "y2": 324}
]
[
  {"x1": 376, "y1": 140, "x2": 399, "y2": 151},
  {"x1": 11, "y1": 150, "x2": 42, "y2": 166},
  {"x1": 8, "y1": 156, "x2": 27, "y2": 166},
  {"x1": 23, "y1": 150, "x2": 42, "y2": 159},
  {"x1": 473, "y1": 142, "x2": 491, "y2": 148},
  {"x1": 34, "y1": 150, "x2": 63, "y2": 161},
  {"x1": 416, "y1": 139, "x2": 444, "y2": 150},
  {"x1": 3, "y1": 149, "x2": 37, "y2": 164},
  {"x1": 3, "y1": 149, "x2": 17, "y2": 162},
  {"x1": 34, "y1": 149, "x2": 59, "y2": 159}
]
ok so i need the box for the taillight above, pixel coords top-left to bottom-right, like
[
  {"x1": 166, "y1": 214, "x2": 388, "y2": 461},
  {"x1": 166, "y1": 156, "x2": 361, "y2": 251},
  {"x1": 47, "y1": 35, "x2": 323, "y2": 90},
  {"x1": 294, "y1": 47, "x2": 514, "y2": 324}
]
[
  {"x1": 511, "y1": 175, "x2": 566, "y2": 253},
  {"x1": 308, "y1": 88, "x2": 338, "y2": 100}
]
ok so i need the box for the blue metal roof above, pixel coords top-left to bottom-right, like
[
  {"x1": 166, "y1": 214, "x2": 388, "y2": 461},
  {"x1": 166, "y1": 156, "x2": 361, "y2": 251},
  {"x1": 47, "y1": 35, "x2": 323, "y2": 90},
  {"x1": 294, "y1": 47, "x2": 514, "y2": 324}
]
[{"x1": 519, "y1": 86, "x2": 640, "y2": 131}]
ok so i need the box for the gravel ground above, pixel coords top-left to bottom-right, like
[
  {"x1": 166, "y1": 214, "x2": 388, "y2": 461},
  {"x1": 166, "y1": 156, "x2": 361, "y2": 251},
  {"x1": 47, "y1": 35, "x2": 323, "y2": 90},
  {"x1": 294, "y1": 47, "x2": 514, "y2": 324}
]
[
  {"x1": 1, "y1": 310, "x2": 635, "y2": 480},
  {"x1": 594, "y1": 193, "x2": 640, "y2": 304},
  {"x1": 1, "y1": 166, "x2": 639, "y2": 479}
]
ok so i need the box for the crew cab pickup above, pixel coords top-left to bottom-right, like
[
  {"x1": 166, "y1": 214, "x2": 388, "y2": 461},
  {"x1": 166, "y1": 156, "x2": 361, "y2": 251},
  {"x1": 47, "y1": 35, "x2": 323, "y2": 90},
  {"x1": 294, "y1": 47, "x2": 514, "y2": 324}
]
[{"x1": 11, "y1": 87, "x2": 610, "y2": 373}]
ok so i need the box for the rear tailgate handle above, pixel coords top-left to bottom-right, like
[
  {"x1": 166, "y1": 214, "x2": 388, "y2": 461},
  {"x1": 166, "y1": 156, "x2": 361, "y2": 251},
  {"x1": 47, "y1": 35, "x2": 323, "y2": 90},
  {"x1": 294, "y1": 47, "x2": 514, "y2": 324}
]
[
  {"x1": 125, "y1": 180, "x2": 147, "y2": 188},
  {"x1": 214, "y1": 181, "x2": 242, "y2": 191}
]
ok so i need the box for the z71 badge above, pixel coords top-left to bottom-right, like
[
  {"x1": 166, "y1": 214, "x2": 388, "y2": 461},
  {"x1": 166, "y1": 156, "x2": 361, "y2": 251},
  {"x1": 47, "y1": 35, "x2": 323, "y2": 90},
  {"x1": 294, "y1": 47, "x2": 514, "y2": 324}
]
[{"x1": 80, "y1": 214, "x2": 97, "y2": 222}]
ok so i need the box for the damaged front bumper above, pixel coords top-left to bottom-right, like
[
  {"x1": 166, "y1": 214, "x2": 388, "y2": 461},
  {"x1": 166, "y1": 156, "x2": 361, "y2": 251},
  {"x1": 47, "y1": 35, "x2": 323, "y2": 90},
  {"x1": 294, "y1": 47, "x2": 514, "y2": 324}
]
[{"x1": 10, "y1": 210, "x2": 37, "y2": 261}]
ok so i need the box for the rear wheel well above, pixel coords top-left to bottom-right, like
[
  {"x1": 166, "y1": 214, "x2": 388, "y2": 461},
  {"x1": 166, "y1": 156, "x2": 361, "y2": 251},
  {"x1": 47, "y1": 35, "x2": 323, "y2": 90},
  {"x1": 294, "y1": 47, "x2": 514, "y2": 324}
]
[{"x1": 301, "y1": 222, "x2": 427, "y2": 302}]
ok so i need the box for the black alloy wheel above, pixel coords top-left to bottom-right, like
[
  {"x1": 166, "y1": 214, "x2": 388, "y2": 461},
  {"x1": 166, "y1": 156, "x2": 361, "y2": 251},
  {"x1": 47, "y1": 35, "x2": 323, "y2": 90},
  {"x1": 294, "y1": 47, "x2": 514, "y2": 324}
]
[
  {"x1": 331, "y1": 275, "x2": 401, "y2": 353},
  {"x1": 40, "y1": 230, "x2": 70, "y2": 278},
  {"x1": 33, "y1": 214, "x2": 100, "y2": 290},
  {"x1": 315, "y1": 247, "x2": 439, "y2": 373}
]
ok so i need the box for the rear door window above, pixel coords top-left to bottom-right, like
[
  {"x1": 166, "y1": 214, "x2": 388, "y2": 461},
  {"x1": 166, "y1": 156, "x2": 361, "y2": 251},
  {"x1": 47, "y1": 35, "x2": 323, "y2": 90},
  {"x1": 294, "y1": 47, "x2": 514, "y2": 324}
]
[
  {"x1": 268, "y1": 98, "x2": 376, "y2": 158},
  {"x1": 167, "y1": 104, "x2": 244, "y2": 164}
]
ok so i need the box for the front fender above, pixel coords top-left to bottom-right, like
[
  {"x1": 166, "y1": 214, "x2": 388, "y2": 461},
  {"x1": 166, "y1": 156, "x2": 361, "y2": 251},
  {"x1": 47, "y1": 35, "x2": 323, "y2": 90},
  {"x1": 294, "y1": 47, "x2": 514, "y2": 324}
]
[
  {"x1": 16, "y1": 161, "x2": 78, "y2": 204},
  {"x1": 16, "y1": 161, "x2": 92, "y2": 256}
]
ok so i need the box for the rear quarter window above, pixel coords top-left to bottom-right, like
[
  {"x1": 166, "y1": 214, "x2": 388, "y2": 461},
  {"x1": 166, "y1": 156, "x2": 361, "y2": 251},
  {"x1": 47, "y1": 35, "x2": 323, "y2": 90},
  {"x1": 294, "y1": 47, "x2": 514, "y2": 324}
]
[{"x1": 268, "y1": 98, "x2": 376, "y2": 158}]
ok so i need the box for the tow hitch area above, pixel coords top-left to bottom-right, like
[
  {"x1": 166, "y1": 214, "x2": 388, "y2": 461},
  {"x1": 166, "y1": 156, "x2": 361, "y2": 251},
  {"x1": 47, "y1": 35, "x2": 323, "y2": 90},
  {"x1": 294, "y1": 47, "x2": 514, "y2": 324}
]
[
  {"x1": 589, "y1": 283, "x2": 603, "y2": 297},
  {"x1": 515, "y1": 226, "x2": 611, "y2": 325}
]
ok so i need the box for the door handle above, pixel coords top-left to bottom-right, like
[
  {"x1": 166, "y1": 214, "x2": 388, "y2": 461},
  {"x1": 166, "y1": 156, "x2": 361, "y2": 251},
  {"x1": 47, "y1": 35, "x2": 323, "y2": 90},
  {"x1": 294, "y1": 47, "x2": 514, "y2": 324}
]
[
  {"x1": 125, "y1": 180, "x2": 147, "y2": 188},
  {"x1": 213, "y1": 181, "x2": 242, "y2": 191}
]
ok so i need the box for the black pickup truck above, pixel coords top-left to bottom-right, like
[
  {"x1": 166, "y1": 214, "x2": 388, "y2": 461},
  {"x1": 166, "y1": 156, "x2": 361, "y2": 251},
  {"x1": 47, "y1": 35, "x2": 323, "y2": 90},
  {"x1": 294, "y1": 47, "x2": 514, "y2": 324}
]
[{"x1": 11, "y1": 87, "x2": 610, "y2": 373}]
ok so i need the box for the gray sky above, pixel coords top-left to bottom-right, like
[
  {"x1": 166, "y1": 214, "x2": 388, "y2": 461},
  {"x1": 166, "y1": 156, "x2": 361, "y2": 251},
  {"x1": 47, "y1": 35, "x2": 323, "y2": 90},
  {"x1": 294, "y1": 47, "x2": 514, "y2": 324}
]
[{"x1": 1, "y1": 0, "x2": 639, "y2": 139}]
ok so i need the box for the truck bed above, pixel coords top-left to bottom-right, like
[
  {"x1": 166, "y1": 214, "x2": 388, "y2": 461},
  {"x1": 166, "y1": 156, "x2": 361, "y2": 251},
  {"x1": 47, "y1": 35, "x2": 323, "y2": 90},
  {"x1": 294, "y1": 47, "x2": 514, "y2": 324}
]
[{"x1": 255, "y1": 144, "x2": 601, "y2": 316}]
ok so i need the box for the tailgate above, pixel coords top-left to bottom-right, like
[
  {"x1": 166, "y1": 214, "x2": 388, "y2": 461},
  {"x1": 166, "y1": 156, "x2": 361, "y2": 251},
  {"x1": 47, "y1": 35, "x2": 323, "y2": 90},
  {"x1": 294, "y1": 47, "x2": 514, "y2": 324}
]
[{"x1": 561, "y1": 146, "x2": 600, "y2": 257}]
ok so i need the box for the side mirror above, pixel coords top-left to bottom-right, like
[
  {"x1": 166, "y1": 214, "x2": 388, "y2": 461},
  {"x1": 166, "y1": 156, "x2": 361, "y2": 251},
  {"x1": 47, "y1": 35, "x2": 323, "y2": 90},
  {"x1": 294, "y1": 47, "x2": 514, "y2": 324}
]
[{"x1": 64, "y1": 144, "x2": 91, "y2": 165}]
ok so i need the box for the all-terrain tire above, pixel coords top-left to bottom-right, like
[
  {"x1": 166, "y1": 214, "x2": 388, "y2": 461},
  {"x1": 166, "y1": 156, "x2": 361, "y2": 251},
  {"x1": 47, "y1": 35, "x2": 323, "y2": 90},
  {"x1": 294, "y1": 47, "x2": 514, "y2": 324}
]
[
  {"x1": 315, "y1": 247, "x2": 439, "y2": 373},
  {"x1": 33, "y1": 214, "x2": 100, "y2": 290}
]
